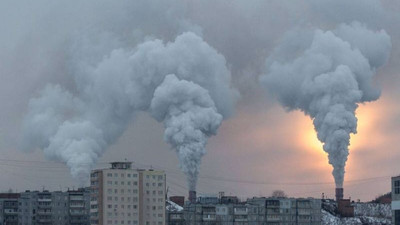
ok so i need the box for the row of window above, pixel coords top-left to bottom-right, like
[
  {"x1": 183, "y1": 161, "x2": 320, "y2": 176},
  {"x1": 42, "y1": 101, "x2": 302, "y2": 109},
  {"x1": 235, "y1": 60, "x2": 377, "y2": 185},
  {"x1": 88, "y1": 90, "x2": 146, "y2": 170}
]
[
  {"x1": 107, "y1": 173, "x2": 138, "y2": 178},
  {"x1": 107, "y1": 180, "x2": 138, "y2": 186},
  {"x1": 107, "y1": 189, "x2": 138, "y2": 194},
  {"x1": 106, "y1": 219, "x2": 138, "y2": 225},
  {"x1": 107, "y1": 204, "x2": 138, "y2": 210},
  {"x1": 106, "y1": 196, "x2": 138, "y2": 202}
]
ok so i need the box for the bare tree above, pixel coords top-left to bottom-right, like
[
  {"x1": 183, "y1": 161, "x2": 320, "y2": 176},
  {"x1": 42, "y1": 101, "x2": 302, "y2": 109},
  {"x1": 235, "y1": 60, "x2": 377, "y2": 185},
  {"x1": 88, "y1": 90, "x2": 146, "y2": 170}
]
[{"x1": 271, "y1": 190, "x2": 287, "y2": 198}]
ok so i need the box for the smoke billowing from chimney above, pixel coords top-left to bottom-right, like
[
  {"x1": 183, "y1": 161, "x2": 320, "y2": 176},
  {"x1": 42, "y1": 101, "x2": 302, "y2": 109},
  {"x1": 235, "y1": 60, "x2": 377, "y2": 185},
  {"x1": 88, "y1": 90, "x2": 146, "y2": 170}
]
[
  {"x1": 260, "y1": 22, "x2": 391, "y2": 188},
  {"x1": 336, "y1": 187, "x2": 344, "y2": 201},
  {"x1": 21, "y1": 32, "x2": 237, "y2": 187},
  {"x1": 150, "y1": 75, "x2": 223, "y2": 191}
]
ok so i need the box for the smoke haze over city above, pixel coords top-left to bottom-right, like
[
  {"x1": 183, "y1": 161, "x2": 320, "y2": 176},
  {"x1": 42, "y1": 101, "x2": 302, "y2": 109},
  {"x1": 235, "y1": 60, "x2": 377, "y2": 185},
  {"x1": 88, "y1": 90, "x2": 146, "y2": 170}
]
[{"x1": 0, "y1": 0, "x2": 400, "y2": 202}]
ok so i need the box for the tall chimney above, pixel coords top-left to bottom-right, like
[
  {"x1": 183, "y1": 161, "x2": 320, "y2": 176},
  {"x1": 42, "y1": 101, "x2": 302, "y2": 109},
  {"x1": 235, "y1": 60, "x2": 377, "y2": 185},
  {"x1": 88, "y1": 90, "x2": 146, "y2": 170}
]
[
  {"x1": 335, "y1": 188, "x2": 343, "y2": 201},
  {"x1": 189, "y1": 191, "x2": 196, "y2": 204}
]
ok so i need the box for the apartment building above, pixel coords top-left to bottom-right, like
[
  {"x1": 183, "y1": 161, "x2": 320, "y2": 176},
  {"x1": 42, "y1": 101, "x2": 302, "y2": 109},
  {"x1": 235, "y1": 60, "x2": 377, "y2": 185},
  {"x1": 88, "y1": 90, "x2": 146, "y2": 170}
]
[
  {"x1": 90, "y1": 162, "x2": 166, "y2": 225},
  {"x1": 247, "y1": 197, "x2": 321, "y2": 225},
  {"x1": 18, "y1": 190, "x2": 68, "y2": 225},
  {"x1": 181, "y1": 196, "x2": 321, "y2": 225},
  {"x1": 17, "y1": 188, "x2": 90, "y2": 225},
  {"x1": 392, "y1": 175, "x2": 400, "y2": 225},
  {"x1": 67, "y1": 188, "x2": 91, "y2": 225},
  {"x1": 0, "y1": 193, "x2": 19, "y2": 225}
]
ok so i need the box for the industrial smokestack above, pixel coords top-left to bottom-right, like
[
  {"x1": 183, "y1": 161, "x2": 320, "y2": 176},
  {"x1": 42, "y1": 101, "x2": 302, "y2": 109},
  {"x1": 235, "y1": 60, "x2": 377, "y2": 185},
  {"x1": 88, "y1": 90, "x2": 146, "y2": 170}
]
[
  {"x1": 336, "y1": 188, "x2": 344, "y2": 201},
  {"x1": 189, "y1": 191, "x2": 196, "y2": 204}
]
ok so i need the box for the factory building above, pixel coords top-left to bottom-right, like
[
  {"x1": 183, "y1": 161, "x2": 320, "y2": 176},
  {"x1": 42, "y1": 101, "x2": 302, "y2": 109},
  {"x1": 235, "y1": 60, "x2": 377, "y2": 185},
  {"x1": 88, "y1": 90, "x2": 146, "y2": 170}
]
[
  {"x1": 90, "y1": 162, "x2": 166, "y2": 225},
  {"x1": 392, "y1": 175, "x2": 400, "y2": 225}
]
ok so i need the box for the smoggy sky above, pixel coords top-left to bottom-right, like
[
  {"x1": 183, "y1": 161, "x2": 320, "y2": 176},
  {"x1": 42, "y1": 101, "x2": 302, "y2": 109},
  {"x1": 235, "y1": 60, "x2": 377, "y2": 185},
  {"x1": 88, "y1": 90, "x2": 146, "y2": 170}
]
[{"x1": 0, "y1": 0, "x2": 400, "y2": 201}]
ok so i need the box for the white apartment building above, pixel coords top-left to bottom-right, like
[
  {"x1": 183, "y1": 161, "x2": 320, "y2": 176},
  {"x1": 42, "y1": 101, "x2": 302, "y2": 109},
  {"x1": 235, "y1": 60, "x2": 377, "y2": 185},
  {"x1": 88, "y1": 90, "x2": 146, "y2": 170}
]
[{"x1": 90, "y1": 162, "x2": 166, "y2": 225}]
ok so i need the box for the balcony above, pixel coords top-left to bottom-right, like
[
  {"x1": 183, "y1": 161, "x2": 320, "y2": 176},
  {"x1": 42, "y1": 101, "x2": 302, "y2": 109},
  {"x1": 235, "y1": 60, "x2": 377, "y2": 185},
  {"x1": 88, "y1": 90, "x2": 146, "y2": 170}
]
[
  {"x1": 202, "y1": 214, "x2": 216, "y2": 221},
  {"x1": 70, "y1": 196, "x2": 84, "y2": 201},
  {"x1": 37, "y1": 211, "x2": 52, "y2": 215},
  {"x1": 266, "y1": 216, "x2": 281, "y2": 222},
  {"x1": 70, "y1": 203, "x2": 85, "y2": 208},
  {"x1": 234, "y1": 215, "x2": 248, "y2": 222},
  {"x1": 4, "y1": 209, "x2": 18, "y2": 215},
  {"x1": 234, "y1": 208, "x2": 248, "y2": 215}
]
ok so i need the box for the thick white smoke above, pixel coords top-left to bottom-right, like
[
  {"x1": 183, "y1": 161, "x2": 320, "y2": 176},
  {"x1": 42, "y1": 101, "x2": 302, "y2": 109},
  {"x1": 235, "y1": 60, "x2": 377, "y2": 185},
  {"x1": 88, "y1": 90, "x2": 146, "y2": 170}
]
[
  {"x1": 150, "y1": 74, "x2": 223, "y2": 190},
  {"x1": 21, "y1": 32, "x2": 236, "y2": 187},
  {"x1": 260, "y1": 22, "x2": 391, "y2": 187}
]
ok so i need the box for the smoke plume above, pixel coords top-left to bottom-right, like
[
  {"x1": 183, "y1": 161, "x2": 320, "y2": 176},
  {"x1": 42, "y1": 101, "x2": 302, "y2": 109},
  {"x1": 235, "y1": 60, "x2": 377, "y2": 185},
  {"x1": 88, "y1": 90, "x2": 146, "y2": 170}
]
[
  {"x1": 260, "y1": 22, "x2": 391, "y2": 187},
  {"x1": 21, "y1": 32, "x2": 236, "y2": 186},
  {"x1": 150, "y1": 74, "x2": 223, "y2": 190}
]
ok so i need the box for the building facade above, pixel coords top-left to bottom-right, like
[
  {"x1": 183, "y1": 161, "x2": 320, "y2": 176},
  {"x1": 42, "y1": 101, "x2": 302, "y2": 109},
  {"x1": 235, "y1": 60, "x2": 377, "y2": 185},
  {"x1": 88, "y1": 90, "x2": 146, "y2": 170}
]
[
  {"x1": 0, "y1": 193, "x2": 20, "y2": 225},
  {"x1": 90, "y1": 162, "x2": 166, "y2": 225},
  {"x1": 67, "y1": 188, "x2": 91, "y2": 225},
  {"x1": 18, "y1": 190, "x2": 68, "y2": 225},
  {"x1": 392, "y1": 175, "x2": 400, "y2": 225},
  {"x1": 181, "y1": 196, "x2": 322, "y2": 225},
  {"x1": 17, "y1": 189, "x2": 90, "y2": 225}
]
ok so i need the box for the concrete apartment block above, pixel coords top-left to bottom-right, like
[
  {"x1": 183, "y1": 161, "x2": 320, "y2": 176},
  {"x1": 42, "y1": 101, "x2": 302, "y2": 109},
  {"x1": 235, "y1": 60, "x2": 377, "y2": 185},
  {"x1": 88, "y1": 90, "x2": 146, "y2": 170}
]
[{"x1": 90, "y1": 162, "x2": 166, "y2": 225}]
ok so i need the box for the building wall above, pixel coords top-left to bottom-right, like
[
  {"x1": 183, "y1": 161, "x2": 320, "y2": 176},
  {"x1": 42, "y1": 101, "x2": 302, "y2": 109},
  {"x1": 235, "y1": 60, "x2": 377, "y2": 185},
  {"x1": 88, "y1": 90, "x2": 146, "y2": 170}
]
[
  {"x1": 182, "y1": 197, "x2": 322, "y2": 225},
  {"x1": 90, "y1": 162, "x2": 166, "y2": 225},
  {"x1": 392, "y1": 176, "x2": 400, "y2": 225},
  {"x1": 140, "y1": 170, "x2": 166, "y2": 225},
  {"x1": 0, "y1": 193, "x2": 20, "y2": 225},
  {"x1": 18, "y1": 189, "x2": 89, "y2": 225}
]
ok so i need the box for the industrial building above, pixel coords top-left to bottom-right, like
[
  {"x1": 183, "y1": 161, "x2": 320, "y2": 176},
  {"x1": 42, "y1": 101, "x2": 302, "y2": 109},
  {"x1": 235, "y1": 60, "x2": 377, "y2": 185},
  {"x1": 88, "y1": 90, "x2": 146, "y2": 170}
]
[
  {"x1": 89, "y1": 162, "x2": 166, "y2": 225},
  {"x1": 392, "y1": 175, "x2": 400, "y2": 225}
]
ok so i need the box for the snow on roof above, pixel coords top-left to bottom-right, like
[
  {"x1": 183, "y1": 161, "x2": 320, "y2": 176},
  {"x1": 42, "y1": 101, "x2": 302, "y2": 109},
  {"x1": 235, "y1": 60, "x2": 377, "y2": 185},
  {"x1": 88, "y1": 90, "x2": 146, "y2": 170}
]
[{"x1": 166, "y1": 200, "x2": 183, "y2": 212}]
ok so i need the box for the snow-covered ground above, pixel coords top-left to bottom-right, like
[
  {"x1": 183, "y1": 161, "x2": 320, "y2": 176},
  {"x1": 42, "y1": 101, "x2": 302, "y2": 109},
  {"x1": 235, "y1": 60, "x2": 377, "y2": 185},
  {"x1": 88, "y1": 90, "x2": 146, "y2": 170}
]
[
  {"x1": 322, "y1": 202, "x2": 392, "y2": 225},
  {"x1": 354, "y1": 203, "x2": 391, "y2": 218}
]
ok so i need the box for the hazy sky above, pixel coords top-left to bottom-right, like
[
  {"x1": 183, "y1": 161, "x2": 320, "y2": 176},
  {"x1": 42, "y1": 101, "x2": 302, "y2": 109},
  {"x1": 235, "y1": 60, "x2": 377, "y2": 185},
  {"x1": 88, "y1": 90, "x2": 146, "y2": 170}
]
[{"x1": 0, "y1": 0, "x2": 399, "y2": 201}]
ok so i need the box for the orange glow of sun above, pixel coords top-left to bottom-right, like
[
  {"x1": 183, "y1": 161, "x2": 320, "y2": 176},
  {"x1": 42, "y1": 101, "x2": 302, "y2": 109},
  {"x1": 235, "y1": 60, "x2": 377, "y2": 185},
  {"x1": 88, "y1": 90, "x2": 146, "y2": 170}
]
[{"x1": 296, "y1": 104, "x2": 376, "y2": 155}]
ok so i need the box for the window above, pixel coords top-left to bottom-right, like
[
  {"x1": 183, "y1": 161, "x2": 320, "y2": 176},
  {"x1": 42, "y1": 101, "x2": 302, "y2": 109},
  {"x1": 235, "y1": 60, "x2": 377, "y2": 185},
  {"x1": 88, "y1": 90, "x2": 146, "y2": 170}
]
[
  {"x1": 127, "y1": 174, "x2": 131, "y2": 177},
  {"x1": 395, "y1": 180, "x2": 400, "y2": 194},
  {"x1": 107, "y1": 173, "x2": 112, "y2": 177}
]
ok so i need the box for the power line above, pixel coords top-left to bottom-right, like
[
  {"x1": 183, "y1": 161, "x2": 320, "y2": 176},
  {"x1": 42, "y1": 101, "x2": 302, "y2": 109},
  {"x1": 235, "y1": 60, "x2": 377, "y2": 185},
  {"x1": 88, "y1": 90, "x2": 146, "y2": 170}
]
[{"x1": 0, "y1": 157, "x2": 394, "y2": 186}]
